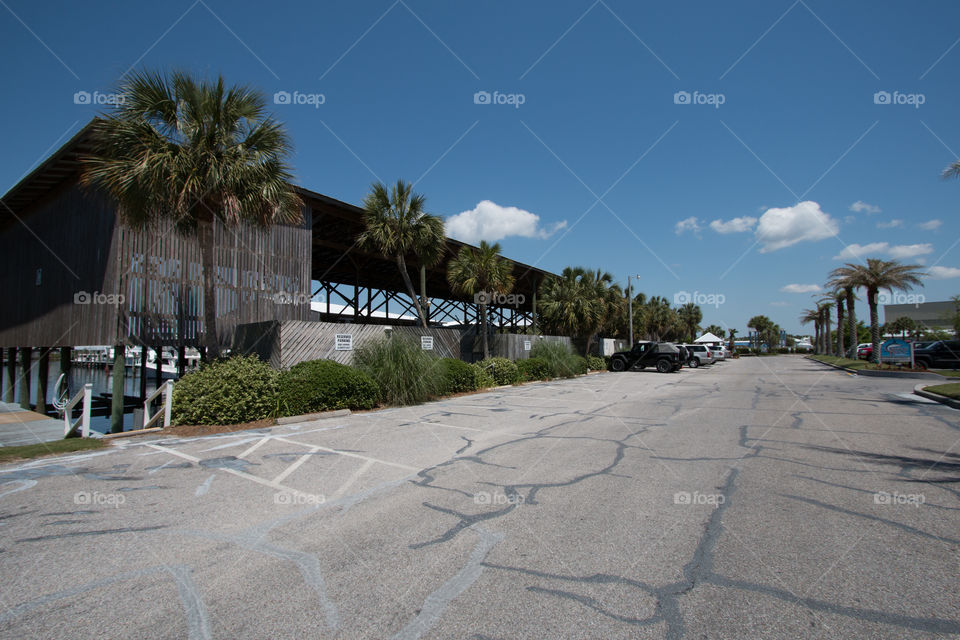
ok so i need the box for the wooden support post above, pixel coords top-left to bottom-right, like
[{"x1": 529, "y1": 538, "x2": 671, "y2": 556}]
[
  {"x1": 5, "y1": 348, "x2": 16, "y2": 403},
  {"x1": 139, "y1": 345, "x2": 148, "y2": 402},
  {"x1": 532, "y1": 288, "x2": 537, "y2": 335},
  {"x1": 36, "y1": 348, "x2": 50, "y2": 415},
  {"x1": 154, "y1": 347, "x2": 162, "y2": 388},
  {"x1": 420, "y1": 265, "x2": 428, "y2": 325},
  {"x1": 18, "y1": 347, "x2": 32, "y2": 410},
  {"x1": 60, "y1": 346, "x2": 72, "y2": 379},
  {"x1": 177, "y1": 345, "x2": 186, "y2": 378},
  {"x1": 111, "y1": 344, "x2": 125, "y2": 433}
]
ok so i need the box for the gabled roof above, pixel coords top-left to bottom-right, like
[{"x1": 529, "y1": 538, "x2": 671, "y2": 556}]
[{"x1": 695, "y1": 332, "x2": 724, "y2": 343}]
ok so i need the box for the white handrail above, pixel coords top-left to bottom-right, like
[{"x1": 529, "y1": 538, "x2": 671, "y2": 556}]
[
  {"x1": 63, "y1": 383, "x2": 92, "y2": 438},
  {"x1": 143, "y1": 380, "x2": 174, "y2": 429}
]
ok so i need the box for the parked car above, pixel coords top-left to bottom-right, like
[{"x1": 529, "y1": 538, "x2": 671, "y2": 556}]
[
  {"x1": 683, "y1": 344, "x2": 716, "y2": 368},
  {"x1": 913, "y1": 340, "x2": 960, "y2": 370},
  {"x1": 857, "y1": 343, "x2": 873, "y2": 360},
  {"x1": 675, "y1": 344, "x2": 691, "y2": 367},
  {"x1": 711, "y1": 345, "x2": 727, "y2": 361},
  {"x1": 609, "y1": 341, "x2": 683, "y2": 373}
]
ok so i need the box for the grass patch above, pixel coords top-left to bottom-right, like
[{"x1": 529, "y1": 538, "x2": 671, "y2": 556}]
[
  {"x1": 0, "y1": 438, "x2": 107, "y2": 464},
  {"x1": 931, "y1": 369, "x2": 960, "y2": 378},
  {"x1": 923, "y1": 383, "x2": 960, "y2": 399}
]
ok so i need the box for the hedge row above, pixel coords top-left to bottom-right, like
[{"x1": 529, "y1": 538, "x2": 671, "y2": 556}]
[{"x1": 171, "y1": 337, "x2": 606, "y2": 426}]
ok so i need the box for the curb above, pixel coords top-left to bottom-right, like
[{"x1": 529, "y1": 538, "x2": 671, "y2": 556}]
[
  {"x1": 805, "y1": 356, "x2": 947, "y2": 380},
  {"x1": 275, "y1": 409, "x2": 351, "y2": 425},
  {"x1": 914, "y1": 383, "x2": 960, "y2": 410}
]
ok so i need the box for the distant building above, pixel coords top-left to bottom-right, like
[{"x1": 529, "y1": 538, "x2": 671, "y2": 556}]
[{"x1": 883, "y1": 301, "x2": 956, "y2": 330}]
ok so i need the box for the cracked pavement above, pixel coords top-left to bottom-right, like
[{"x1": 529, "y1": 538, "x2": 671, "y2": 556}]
[{"x1": 0, "y1": 356, "x2": 958, "y2": 638}]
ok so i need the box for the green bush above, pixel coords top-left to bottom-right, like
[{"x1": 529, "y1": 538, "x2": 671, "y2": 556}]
[
  {"x1": 472, "y1": 363, "x2": 496, "y2": 389},
  {"x1": 439, "y1": 358, "x2": 478, "y2": 394},
  {"x1": 569, "y1": 355, "x2": 589, "y2": 375},
  {"x1": 516, "y1": 357, "x2": 552, "y2": 382},
  {"x1": 172, "y1": 355, "x2": 278, "y2": 426},
  {"x1": 478, "y1": 357, "x2": 521, "y2": 386},
  {"x1": 277, "y1": 359, "x2": 379, "y2": 416},
  {"x1": 586, "y1": 355, "x2": 607, "y2": 371},
  {"x1": 353, "y1": 335, "x2": 444, "y2": 406},
  {"x1": 530, "y1": 340, "x2": 581, "y2": 378}
]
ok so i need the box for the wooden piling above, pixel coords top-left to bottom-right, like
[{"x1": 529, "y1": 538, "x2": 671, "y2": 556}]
[
  {"x1": 4, "y1": 347, "x2": 15, "y2": 403},
  {"x1": 36, "y1": 347, "x2": 49, "y2": 415},
  {"x1": 111, "y1": 344, "x2": 124, "y2": 433},
  {"x1": 18, "y1": 347, "x2": 32, "y2": 410}
]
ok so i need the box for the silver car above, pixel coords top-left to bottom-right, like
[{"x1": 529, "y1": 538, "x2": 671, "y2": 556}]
[{"x1": 683, "y1": 344, "x2": 716, "y2": 367}]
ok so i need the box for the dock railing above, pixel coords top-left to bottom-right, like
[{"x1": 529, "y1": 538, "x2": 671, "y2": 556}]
[
  {"x1": 143, "y1": 380, "x2": 173, "y2": 429},
  {"x1": 63, "y1": 383, "x2": 93, "y2": 438}
]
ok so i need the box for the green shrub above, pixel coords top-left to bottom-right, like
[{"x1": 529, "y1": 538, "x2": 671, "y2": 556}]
[
  {"x1": 530, "y1": 340, "x2": 580, "y2": 378},
  {"x1": 569, "y1": 355, "x2": 589, "y2": 375},
  {"x1": 478, "y1": 357, "x2": 521, "y2": 385},
  {"x1": 472, "y1": 363, "x2": 496, "y2": 388},
  {"x1": 277, "y1": 359, "x2": 379, "y2": 416},
  {"x1": 439, "y1": 358, "x2": 478, "y2": 394},
  {"x1": 172, "y1": 355, "x2": 278, "y2": 426},
  {"x1": 516, "y1": 357, "x2": 552, "y2": 382},
  {"x1": 353, "y1": 335, "x2": 444, "y2": 406},
  {"x1": 586, "y1": 355, "x2": 607, "y2": 371}
]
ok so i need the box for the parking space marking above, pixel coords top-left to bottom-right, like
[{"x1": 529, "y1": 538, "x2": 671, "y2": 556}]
[
  {"x1": 329, "y1": 459, "x2": 376, "y2": 501},
  {"x1": 272, "y1": 446, "x2": 322, "y2": 484},
  {"x1": 239, "y1": 436, "x2": 273, "y2": 459},
  {"x1": 272, "y1": 436, "x2": 420, "y2": 471}
]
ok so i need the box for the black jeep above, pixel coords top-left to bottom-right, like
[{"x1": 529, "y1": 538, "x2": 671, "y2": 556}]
[{"x1": 609, "y1": 341, "x2": 683, "y2": 373}]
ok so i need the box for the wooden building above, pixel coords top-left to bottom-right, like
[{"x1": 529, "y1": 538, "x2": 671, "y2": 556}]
[{"x1": 0, "y1": 120, "x2": 552, "y2": 356}]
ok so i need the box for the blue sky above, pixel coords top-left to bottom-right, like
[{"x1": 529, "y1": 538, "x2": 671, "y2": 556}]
[{"x1": 3, "y1": 0, "x2": 960, "y2": 333}]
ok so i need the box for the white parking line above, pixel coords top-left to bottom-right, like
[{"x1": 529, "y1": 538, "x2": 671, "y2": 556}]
[
  {"x1": 272, "y1": 437, "x2": 420, "y2": 471},
  {"x1": 272, "y1": 446, "x2": 322, "y2": 484}
]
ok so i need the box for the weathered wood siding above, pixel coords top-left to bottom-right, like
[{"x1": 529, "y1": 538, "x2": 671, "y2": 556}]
[{"x1": 0, "y1": 180, "x2": 311, "y2": 347}]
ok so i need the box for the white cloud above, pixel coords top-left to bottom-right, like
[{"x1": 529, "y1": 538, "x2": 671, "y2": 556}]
[
  {"x1": 780, "y1": 284, "x2": 822, "y2": 294},
  {"x1": 755, "y1": 201, "x2": 839, "y2": 252},
  {"x1": 674, "y1": 216, "x2": 701, "y2": 235},
  {"x1": 876, "y1": 219, "x2": 903, "y2": 229},
  {"x1": 709, "y1": 216, "x2": 757, "y2": 234},
  {"x1": 919, "y1": 219, "x2": 942, "y2": 230},
  {"x1": 888, "y1": 243, "x2": 933, "y2": 259},
  {"x1": 850, "y1": 200, "x2": 881, "y2": 214},
  {"x1": 927, "y1": 266, "x2": 960, "y2": 279},
  {"x1": 445, "y1": 200, "x2": 566, "y2": 243},
  {"x1": 833, "y1": 242, "x2": 889, "y2": 260}
]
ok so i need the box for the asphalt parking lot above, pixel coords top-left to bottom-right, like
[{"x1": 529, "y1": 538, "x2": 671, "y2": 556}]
[{"x1": 0, "y1": 356, "x2": 957, "y2": 639}]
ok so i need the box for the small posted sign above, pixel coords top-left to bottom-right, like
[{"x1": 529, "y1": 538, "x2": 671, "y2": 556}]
[
  {"x1": 421, "y1": 335, "x2": 434, "y2": 351},
  {"x1": 335, "y1": 334, "x2": 353, "y2": 351},
  {"x1": 523, "y1": 340, "x2": 532, "y2": 351}
]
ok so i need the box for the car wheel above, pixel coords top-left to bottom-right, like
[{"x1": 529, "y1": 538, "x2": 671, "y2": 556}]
[
  {"x1": 656, "y1": 359, "x2": 672, "y2": 373},
  {"x1": 914, "y1": 359, "x2": 928, "y2": 371},
  {"x1": 610, "y1": 358, "x2": 626, "y2": 372},
  {"x1": 688, "y1": 358, "x2": 699, "y2": 368}
]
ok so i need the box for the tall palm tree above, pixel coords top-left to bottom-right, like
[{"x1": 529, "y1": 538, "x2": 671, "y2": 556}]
[
  {"x1": 641, "y1": 296, "x2": 678, "y2": 342},
  {"x1": 446, "y1": 240, "x2": 515, "y2": 359},
  {"x1": 830, "y1": 259, "x2": 925, "y2": 364},
  {"x1": 81, "y1": 70, "x2": 302, "y2": 358},
  {"x1": 727, "y1": 328, "x2": 738, "y2": 353},
  {"x1": 677, "y1": 303, "x2": 703, "y2": 343},
  {"x1": 800, "y1": 309, "x2": 820, "y2": 352},
  {"x1": 815, "y1": 299, "x2": 834, "y2": 355},
  {"x1": 359, "y1": 180, "x2": 445, "y2": 328},
  {"x1": 830, "y1": 290, "x2": 846, "y2": 357},
  {"x1": 827, "y1": 268, "x2": 862, "y2": 357}
]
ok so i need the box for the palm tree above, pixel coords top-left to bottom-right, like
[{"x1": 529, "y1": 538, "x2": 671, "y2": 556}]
[
  {"x1": 748, "y1": 315, "x2": 774, "y2": 350},
  {"x1": 830, "y1": 290, "x2": 846, "y2": 357},
  {"x1": 703, "y1": 324, "x2": 725, "y2": 340},
  {"x1": 359, "y1": 180, "x2": 445, "y2": 328},
  {"x1": 830, "y1": 259, "x2": 925, "y2": 364},
  {"x1": 815, "y1": 299, "x2": 834, "y2": 355},
  {"x1": 800, "y1": 309, "x2": 820, "y2": 352},
  {"x1": 727, "y1": 328, "x2": 738, "y2": 353},
  {"x1": 538, "y1": 267, "x2": 619, "y2": 355},
  {"x1": 640, "y1": 297, "x2": 678, "y2": 342},
  {"x1": 81, "y1": 70, "x2": 302, "y2": 359},
  {"x1": 828, "y1": 268, "x2": 861, "y2": 358},
  {"x1": 446, "y1": 240, "x2": 515, "y2": 359},
  {"x1": 677, "y1": 303, "x2": 703, "y2": 343}
]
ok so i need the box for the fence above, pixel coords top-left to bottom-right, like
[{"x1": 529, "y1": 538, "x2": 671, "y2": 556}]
[{"x1": 233, "y1": 320, "x2": 574, "y2": 369}]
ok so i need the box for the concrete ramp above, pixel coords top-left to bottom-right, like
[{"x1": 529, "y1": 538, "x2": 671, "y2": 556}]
[{"x1": 0, "y1": 402, "x2": 66, "y2": 446}]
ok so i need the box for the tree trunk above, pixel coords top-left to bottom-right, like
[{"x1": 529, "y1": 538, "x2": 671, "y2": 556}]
[
  {"x1": 869, "y1": 289, "x2": 880, "y2": 365},
  {"x1": 836, "y1": 302, "x2": 845, "y2": 358},
  {"x1": 480, "y1": 303, "x2": 489, "y2": 359},
  {"x1": 198, "y1": 218, "x2": 221, "y2": 359},
  {"x1": 396, "y1": 255, "x2": 427, "y2": 328},
  {"x1": 846, "y1": 290, "x2": 857, "y2": 358},
  {"x1": 814, "y1": 322, "x2": 820, "y2": 355}
]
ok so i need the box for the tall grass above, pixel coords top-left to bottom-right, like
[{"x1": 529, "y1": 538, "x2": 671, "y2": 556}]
[
  {"x1": 530, "y1": 340, "x2": 584, "y2": 378},
  {"x1": 353, "y1": 335, "x2": 445, "y2": 406}
]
